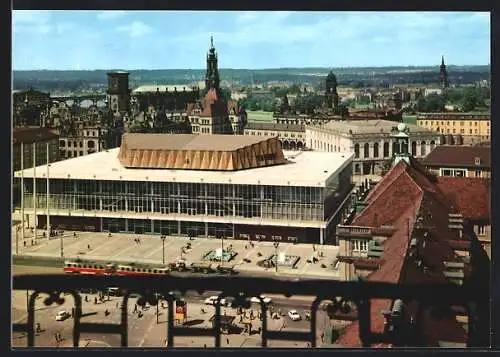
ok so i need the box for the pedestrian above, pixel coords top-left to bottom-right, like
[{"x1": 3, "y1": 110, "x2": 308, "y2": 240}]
[
  {"x1": 54, "y1": 333, "x2": 58, "y2": 342},
  {"x1": 226, "y1": 337, "x2": 229, "y2": 345},
  {"x1": 73, "y1": 232, "x2": 77, "y2": 238},
  {"x1": 85, "y1": 295, "x2": 88, "y2": 302},
  {"x1": 87, "y1": 244, "x2": 90, "y2": 250},
  {"x1": 203, "y1": 344, "x2": 207, "y2": 348},
  {"x1": 71, "y1": 307, "x2": 75, "y2": 317},
  {"x1": 57, "y1": 333, "x2": 62, "y2": 342},
  {"x1": 94, "y1": 297, "x2": 97, "y2": 304},
  {"x1": 134, "y1": 304, "x2": 137, "y2": 313},
  {"x1": 23, "y1": 241, "x2": 26, "y2": 247}
]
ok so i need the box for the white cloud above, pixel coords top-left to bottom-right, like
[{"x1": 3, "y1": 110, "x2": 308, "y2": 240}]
[
  {"x1": 97, "y1": 11, "x2": 126, "y2": 20},
  {"x1": 235, "y1": 11, "x2": 259, "y2": 23},
  {"x1": 117, "y1": 21, "x2": 153, "y2": 38}
]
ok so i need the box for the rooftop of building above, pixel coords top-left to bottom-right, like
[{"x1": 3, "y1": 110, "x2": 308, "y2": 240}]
[
  {"x1": 120, "y1": 133, "x2": 267, "y2": 152},
  {"x1": 244, "y1": 122, "x2": 305, "y2": 132},
  {"x1": 132, "y1": 85, "x2": 196, "y2": 94},
  {"x1": 15, "y1": 148, "x2": 353, "y2": 187},
  {"x1": 416, "y1": 112, "x2": 490, "y2": 119},
  {"x1": 336, "y1": 157, "x2": 484, "y2": 347},
  {"x1": 310, "y1": 119, "x2": 435, "y2": 136},
  {"x1": 421, "y1": 145, "x2": 491, "y2": 169},
  {"x1": 13, "y1": 127, "x2": 59, "y2": 144}
]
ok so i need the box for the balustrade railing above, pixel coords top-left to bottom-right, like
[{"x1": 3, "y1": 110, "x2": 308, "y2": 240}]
[{"x1": 12, "y1": 274, "x2": 485, "y2": 348}]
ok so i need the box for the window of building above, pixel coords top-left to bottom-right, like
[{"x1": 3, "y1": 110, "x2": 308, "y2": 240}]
[
  {"x1": 446, "y1": 129, "x2": 450, "y2": 133},
  {"x1": 383, "y1": 142, "x2": 389, "y2": 157},
  {"x1": 475, "y1": 129, "x2": 478, "y2": 134},
  {"x1": 68, "y1": 151, "x2": 73, "y2": 158},
  {"x1": 354, "y1": 144, "x2": 360, "y2": 158},
  {"x1": 478, "y1": 225, "x2": 486, "y2": 236},
  {"x1": 452, "y1": 121, "x2": 455, "y2": 126},
  {"x1": 460, "y1": 121, "x2": 464, "y2": 126},
  {"x1": 79, "y1": 142, "x2": 83, "y2": 148},
  {"x1": 59, "y1": 140, "x2": 65, "y2": 147},
  {"x1": 474, "y1": 122, "x2": 478, "y2": 126},
  {"x1": 453, "y1": 129, "x2": 456, "y2": 133},
  {"x1": 364, "y1": 143, "x2": 369, "y2": 158},
  {"x1": 475, "y1": 170, "x2": 482, "y2": 178},
  {"x1": 420, "y1": 141, "x2": 426, "y2": 156},
  {"x1": 455, "y1": 170, "x2": 465, "y2": 177},
  {"x1": 354, "y1": 164, "x2": 361, "y2": 174},
  {"x1": 441, "y1": 169, "x2": 452, "y2": 176},
  {"x1": 470, "y1": 129, "x2": 473, "y2": 134},
  {"x1": 487, "y1": 122, "x2": 489, "y2": 126},
  {"x1": 460, "y1": 129, "x2": 464, "y2": 134},
  {"x1": 79, "y1": 151, "x2": 83, "y2": 156},
  {"x1": 352, "y1": 239, "x2": 368, "y2": 252},
  {"x1": 373, "y1": 143, "x2": 379, "y2": 158}
]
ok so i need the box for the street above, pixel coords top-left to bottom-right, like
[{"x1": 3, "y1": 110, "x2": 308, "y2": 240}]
[{"x1": 13, "y1": 265, "x2": 334, "y2": 348}]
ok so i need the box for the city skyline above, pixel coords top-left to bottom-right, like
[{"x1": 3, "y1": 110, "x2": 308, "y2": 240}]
[{"x1": 12, "y1": 11, "x2": 490, "y2": 71}]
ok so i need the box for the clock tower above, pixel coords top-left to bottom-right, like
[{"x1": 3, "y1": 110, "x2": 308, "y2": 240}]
[{"x1": 107, "y1": 71, "x2": 131, "y2": 114}]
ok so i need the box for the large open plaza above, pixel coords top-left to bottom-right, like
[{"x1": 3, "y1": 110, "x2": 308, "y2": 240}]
[{"x1": 12, "y1": 224, "x2": 341, "y2": 280}]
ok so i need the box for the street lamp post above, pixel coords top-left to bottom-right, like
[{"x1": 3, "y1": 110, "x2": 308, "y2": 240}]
[
  {"x1": 273, "y1": 241, "x2": 279, "y2": 273},
  {"x1": 16, "y1": 226, "x2": 19, "y2": 255},
  {"x1": 221, "y1": 232, "x2": 224, "y2": 267},
  {"x1": 161, "y1": 235, "x2": 166, "y2": 265}
]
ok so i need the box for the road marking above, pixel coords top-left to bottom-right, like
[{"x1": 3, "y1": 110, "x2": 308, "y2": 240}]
[{"x1": 138, "y1": 313, "x2": 159, "y2": 347}]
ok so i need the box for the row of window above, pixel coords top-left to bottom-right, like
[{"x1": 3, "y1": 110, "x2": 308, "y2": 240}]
[
  {"x1": 425, "y1": 120, "x2": 486, "y2": 127},
  {"x1": 438, "y1": 128, "x2": 488, "y2": 135},
  {"x1": 59, "y1": 140, "x2": 96, "y2": 148},
  {"x1": 354, "y1": 141, "x2": 435, "y2": 159}
]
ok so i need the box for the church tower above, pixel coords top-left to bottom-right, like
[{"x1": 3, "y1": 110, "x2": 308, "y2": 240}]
[
  {"x1": 439, "y1": 56, "x2": 449, "y2": 88},
  {"x1": 106, "y1": 71, "x2": 131, "y2": 114},
  {"x1": 205, "y1": 37, "x2": 221, "y2": 92},
  {"x1": 325, "y1": 71, "x2": 339, "y2": 111}
]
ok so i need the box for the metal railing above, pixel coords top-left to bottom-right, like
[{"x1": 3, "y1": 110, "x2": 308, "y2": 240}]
[{"x1": 12, "y1": 274, "x2": 486, "y2": 348}]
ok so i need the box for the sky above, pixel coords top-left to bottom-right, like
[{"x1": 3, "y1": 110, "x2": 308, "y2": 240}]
[{"x1": 12, "y1": 11, "x2": 490, "y2": 70}]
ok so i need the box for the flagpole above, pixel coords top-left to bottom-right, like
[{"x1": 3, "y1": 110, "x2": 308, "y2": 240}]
[
  {"x1": 21, "y1": 142, "x2": 25, "y2": 245},
  {"x1": 46, "y1": 142, "x2": 50, "y2": 239},
  {"x1": 33, "y1": 143, "x2": 37, "y2": 243}
]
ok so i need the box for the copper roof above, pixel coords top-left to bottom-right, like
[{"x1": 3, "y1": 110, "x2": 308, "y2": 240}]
[
  {"x1": 422, "y1": 145, "x2": 491, "y2": 169},
  {"x1": 120, "y1": 133, "x2": 267, "y2": 151},
  {"x1": 118, "y1": 134, "x2": 286, "y2": 171}
]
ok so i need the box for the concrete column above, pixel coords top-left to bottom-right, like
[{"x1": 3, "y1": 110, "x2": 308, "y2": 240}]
[
  {"x1": 205, "y1": 222, "x2": 208, "y2": 237},
  {"x1": 232, "y1": 185, "x2": 236, "y2": 217},
  {"x1": 73, "y1": 181, "x2": 77, "y2": 210},
  {"x1": 125, "y1": 218, "x2": 128, "y2": 232},
  {"x1": 99, "y1": 181, "x2": 103, "y2": 210},
  {"x1": 177, "y1": 221, "x2": 181, "y2": 235},
  {"x1": 151, "y1": 184, "x2": 154, "y2": 213},
  {"x1": 320, "y1": 228, "x2": 324, "y2": 245},
  {"x1": 124, "y1": 182, "x2": 128, "y2": 212},
  {"x1": 100, "y1": 217, "x2": 103, "y2": 232}
]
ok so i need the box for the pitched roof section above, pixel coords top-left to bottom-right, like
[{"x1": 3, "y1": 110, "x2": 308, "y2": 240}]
[
  {"x1": 337, "y1": 159, "x2": 468, "y2": 347},
  {"x1": 437, "y1": 177, "x2": 490, "y2": 220},
  {"x1": 422, "y1": 145, "x2": 491, "y2": 168}
]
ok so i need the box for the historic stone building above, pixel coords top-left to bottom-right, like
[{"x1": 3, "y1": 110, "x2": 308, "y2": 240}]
[
  {"x1": 186, "y1": 37, "x2": 247, "y2": 135},
  {"x1": 12, "y1": 88, "x2": 52, "y2": 127},
  {"x1": 416, "y1": 112, "x2": 490, "y2": 146},
  {"x1": 243, "y1": 122, "x2": 306, "y2": 150},
  {"x1": 306, "y1": 119, "x2": 441, "y2": 176}
]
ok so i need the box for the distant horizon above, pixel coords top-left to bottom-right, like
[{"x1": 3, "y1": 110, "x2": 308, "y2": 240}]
[
  {"x1": 13, "y1": 11, "x2": 490, "y2": 70},
  {"x1": 12, "y1": 64, "x2": 491, "y2": 72}
]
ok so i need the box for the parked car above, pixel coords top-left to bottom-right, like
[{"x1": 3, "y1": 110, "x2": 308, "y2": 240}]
[
  {"x1": 288, "y1": 310, "x2": 301, "y2": 321},
  {"x1": 204, "y1": 296, "x2": 227, "y2": 306},
  {"x1": 250, "y1": 295, "x2": 272, "y2": 304},
  {"x1": 55, "y1": 310, "x2": 71, "y2": 321}
]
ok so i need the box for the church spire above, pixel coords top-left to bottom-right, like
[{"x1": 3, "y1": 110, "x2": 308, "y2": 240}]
[
  {"x1": 205, "y1": 36, "x2": 220, "y2": 91},
  {"x1": 439, "y1": 55, "x2": 449, "y2": 88}
]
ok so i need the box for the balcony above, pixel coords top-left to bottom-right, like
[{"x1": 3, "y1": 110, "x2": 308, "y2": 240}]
[{"x1": 12, "y1": 274, "x2": 486, "y2": 348}]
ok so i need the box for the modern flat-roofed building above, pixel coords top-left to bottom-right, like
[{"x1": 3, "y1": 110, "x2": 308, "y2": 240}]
[{"x1": 15, "y1": 134, "x2": 354, "y2": 245}]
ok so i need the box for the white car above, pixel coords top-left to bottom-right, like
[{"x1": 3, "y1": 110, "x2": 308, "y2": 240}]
[
  {"x1": 55, "y1": 310, "x2": 71, "y2": 321},
  {"x1": 250, "y1": 295, "x2": 272, "y2": 304},
  {"x1": 288, "y1": 310, "x2": 301, "y2": 321},
  {"x1": 204, "y1": 296, "x2": 227, "y2": 306}
]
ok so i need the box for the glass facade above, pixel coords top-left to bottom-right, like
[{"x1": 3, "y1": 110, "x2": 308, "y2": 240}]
[{"x1": 23, "y1": 179, "x2": 331, "y2": 222}]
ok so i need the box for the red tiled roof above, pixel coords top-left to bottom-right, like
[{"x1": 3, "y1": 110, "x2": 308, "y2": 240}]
[
  {"x1": 337, "y1": 159, "x2": 466, "y2": 347},
  {"x1": 422, "y1": 145, "x2": 491, "y2": 169},
  {"x1": 436, "y1": 177, "x2": 490, "y2": 220}
]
